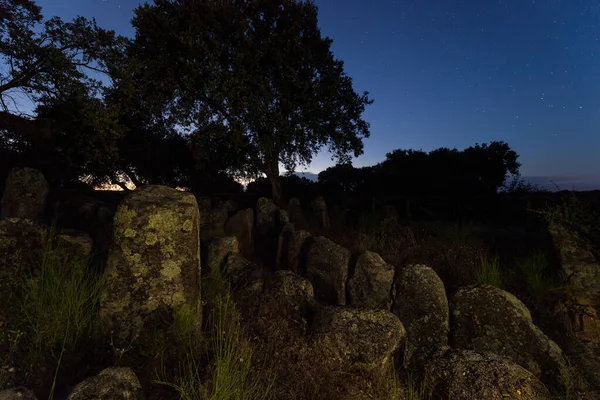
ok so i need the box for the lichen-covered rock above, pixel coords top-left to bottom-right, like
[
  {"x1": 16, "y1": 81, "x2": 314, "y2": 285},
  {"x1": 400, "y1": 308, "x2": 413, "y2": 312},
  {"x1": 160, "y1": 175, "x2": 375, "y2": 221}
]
[
  {"x1": 200, "y1": 206, "x2": 228, "y2": 241},
  {"x1": 347, "y1": 251, "x2": 394, "y2": 310},
  {"x1": 100, "y1": 185, "x2": 201, "y2": 343},
  {"x1": 1, "y1": 168, "x2": 48, "y2": 221},
  {"x1": 224, "y1": 208, "x2": 254, "y2": 255},
  {"x1": 223, "y1": 253, "x2": 264, "y2": 295},
  {"x1": 67, "y1": 367, "x2": 144, "y2": 399},
  {"x1": 311, "y1": 196, "x2": 330, "y2": 230},
  {"x1": 423, "y1": 348, "x2": 551, "y2": 400},
  {"x1": 312, "y1": 306, "x2": 405, "y2": 377},
  {"x1": 276, "y1": 222, "x2": 295, "y2": 269},
  {"x1": 206, "y1": 236, "x2": 239, "y2": 277},
  {"x1": 278, "y1": 230, "x2": 311, "y2": 274},
  {"x1": 451, "y1": 285, "x2": 572, "y2": 394},
  {"x1": 392, "y1": 264, "x2": 449, "y2": 366},
  {"x1": 268, "y1": 270, "x2": 316, "y2": 322},
  {"x1": 56, "y1": 229, "x2": 94, "y2": 259},
  {"x1": 305, "y1": 236, "x2": 350, "y2": 305},
  {"x1": 0, "y1": 387, "x2": 37, "y2": 400}
]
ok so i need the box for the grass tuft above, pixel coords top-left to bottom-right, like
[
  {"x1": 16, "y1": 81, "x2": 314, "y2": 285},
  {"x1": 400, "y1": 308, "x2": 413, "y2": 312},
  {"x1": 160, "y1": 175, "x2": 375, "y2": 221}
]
[{"x1": 475, "y1": 254, "x2": 504, "y2": 288}]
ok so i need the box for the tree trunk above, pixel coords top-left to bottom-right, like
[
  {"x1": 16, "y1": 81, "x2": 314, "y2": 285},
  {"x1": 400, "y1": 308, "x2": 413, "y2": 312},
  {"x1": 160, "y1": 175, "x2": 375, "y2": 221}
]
[{"x1": 265, "y1": 157, "x2": 282, "y2": 207}]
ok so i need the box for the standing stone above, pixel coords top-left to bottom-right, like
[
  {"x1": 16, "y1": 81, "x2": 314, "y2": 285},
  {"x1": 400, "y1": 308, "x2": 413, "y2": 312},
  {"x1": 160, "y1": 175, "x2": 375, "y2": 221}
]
[
  {"x1": 100, "y1": 185, "x2": 201, "y2": 343},
  {"x1": 0, "y1": 388, "x2": 37, "y2": 400},
  {"x1": 205, "y1": 236, "x2": 239, "y2": 278},
  {"x1": 287, "y1": 197, "x2": 305, "y2": 227},
  {"x1": 1, "y1": 168, "x2": 48, "y2": 221},
  {"x1": 224, "y1": 199, "x2": 238, "y2": 214},
  {"x1": 67, "y1": 367, "x2": 144, "y2": 400},
  {"x1": 313, "y1": 306, "x2": 406, "y2": 378},
  {"x1": 224, "y1": 208, "x2": 254, "y2": 255},
  {"x1": 256, "y1": 197, "x2": 280, "y2": 265},
  {"x1": 268, "y1": 270, "x2": 316, "y2": 323},
  {"x1": 305, "y1": 236, "x2": 350, "y2": 305},
  {"x1": 347, "y1": 251, "x2": 395, "y2": 310},
  {"x1": 450, "y1": 285, "x2": 572, "y2": 394},
  {"x1": 278, "y1": 230, "x2": 311, "y2": 274},
  {"x1": 311, "y1": 196, "x2": 330, "y2": 230},
  {"x1": 392, "y1": 264, "x2": 449, "y2": 366},
  {"x1": 276, "y1": 222, "x2": 295, "y2": 269},
  {"x1": 223, "y1": 253, "x2": 264, "y2": 296},
  {"x1": 200, "y1": 206, "x2": 228, "y2": 241}
]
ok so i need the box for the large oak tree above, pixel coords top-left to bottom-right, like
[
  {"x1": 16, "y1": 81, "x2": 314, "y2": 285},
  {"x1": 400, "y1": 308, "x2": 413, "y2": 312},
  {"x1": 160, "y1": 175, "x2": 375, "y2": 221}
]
[{"x1": 129, "y1": 0, "x2": 373, "y2": 204}]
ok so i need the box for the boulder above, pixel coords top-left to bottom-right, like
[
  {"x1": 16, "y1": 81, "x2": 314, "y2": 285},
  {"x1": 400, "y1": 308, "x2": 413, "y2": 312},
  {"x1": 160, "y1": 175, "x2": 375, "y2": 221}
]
[
  {"x1": 392, "y1": 264, "x2": 449, "y2": 366},
  {"x1": 423, "y1": 348, "x2": 551, "y2": 400},
  {"x1": 205, "y1": 236, "x2": 239, "y2": 278},
  {"x1": 305, "y1": 236, "x2": 350, "y2": 305},
  {"x1": 267, "y1": 270, "x2": 316, "y2": 323},
  {"x1": 223, "y1": 253, "x2": 264, "y2": 296},
  {"x1": 287, "y1": 197, "x2": 305, "y2": 227},
  {"x1": 311, "y1": 196, "x2": 330, "y2": 230},
  {"x1": 312, "y1": 306, "x2": 405, "y2": 377},
  {"x1": 224, "y1": 199, "x2": 238, "y2": 214},
  {"x1": 278, "y1": 230, "x2": 311, "y2": 274},
  {"x1": 56, "y1": 229, "x2": 94, "y2": 259},
  {"x1": 1, "y1": 168, "x2": 48, "y2": 221},
  {"x1": 0, "y1": 388, "x2": 37, "y2": 400},
  {"x1": 100, "y1": 185, "x2": 201, "y2": 343},
  {"x1": 224, "y1": 208, "x2": 254, "y2": 255},
  {"x1": 200, "y1": 206, "x2": 228, "y2": 241},
  {"x1": 256, "y1": 197, "x2": 279, "y2": 237},
  {"x1": 275, "y1": 222, "x2": 295, "y2": 269},
  {"x1": 451, "y1": 285, "x2": 572, "y2": 394},
  {"x1": 347, "y1": 251, "x2": 394, "y2": 310},
  {"x1": 67, "y1": 367, "x2": 144, "y2": 399}
]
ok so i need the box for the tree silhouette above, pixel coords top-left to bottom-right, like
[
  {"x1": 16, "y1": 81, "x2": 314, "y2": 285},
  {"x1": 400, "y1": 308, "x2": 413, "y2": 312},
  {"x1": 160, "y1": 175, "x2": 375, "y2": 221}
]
[{"x1": 127, "y1": 0, "x2": 372, "y2": 205}]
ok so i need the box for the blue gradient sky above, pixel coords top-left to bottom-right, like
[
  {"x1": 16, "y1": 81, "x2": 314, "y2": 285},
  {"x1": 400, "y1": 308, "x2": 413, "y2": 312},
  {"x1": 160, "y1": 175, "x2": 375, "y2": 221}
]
[{"x1": 35, "y1": 0, "x2": 600, "y2": 189}]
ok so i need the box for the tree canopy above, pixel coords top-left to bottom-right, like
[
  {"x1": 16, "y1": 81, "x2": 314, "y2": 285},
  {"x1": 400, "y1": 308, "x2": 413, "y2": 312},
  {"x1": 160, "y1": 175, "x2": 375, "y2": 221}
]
[{"x1": 127, "y1": 0, "x2": 373, "y2": 204}]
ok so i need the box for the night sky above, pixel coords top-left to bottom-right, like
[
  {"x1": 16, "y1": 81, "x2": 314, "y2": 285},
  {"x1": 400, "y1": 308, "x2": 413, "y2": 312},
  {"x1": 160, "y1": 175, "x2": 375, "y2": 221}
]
[{"x1": 35, "y1": 0, "x2": 600, "y2": 190}]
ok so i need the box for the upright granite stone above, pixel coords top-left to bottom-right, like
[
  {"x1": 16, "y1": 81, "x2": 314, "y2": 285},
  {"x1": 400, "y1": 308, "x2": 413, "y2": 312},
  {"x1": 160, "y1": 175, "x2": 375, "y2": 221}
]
[
  {"x1": 0, "y1": 388, "x2": 37, "y2": 400},
  {"x1": 100, "y1": 185, "x2": 201, "y2": 343},
  {"x1": 451, "y1": 285, "x2": 572, "y2": 394},
  {"x1": 423, "y1": 348, "x2": 551, "y2": 400},
  {"x1": 347, "y1": 251, "x2": 395, "y2": 310},
  {"x1": 278, "y1": 229, "x2": 311, "y2": 274},
  {"x1": 206, "y1": 236, "x2": 239, "y2": 277},
  {"x1": 305, "y1": 236, "x2": 350, "y2": 305},
  {"x1": 67, "y1": 367, "x2": 144, "y2": 400},
  {"x1": 223, "y1": 252, "x2": 264, "y2": 296},
  {"x1": 1, "y1": 168, "x2": 48, "y2": 221},
  {"x1": 287, "y1": 197, "x2": 306, "y2": 227},
  {"x1": 224, "y1": 208, "x2": 254, "y2": 255},
  {"x1": 312, "y1": 306, "x2": 405, "y2": 378},
  {"x1": 311, "y1": 196, "x2": 330, "y2": 230},
  {"x1": 276, "y1": 222, "x2": 295, "y2": 269},
  {"x1": 268, "y1": 270, "x2": 316, "y2": 323},
  {"x1": 393, "y1": 264, "x2": 449, "y2": 366}
]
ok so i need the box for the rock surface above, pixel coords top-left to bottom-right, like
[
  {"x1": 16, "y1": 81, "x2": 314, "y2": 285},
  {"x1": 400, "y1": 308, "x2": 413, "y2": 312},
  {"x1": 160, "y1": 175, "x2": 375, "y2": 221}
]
[
  {"x1": 67, "y1": 367, "x2": 144, "y2": 399},
  {"x1": 305, "y1": 236, "x2": 350, "y2": 305},
  {"x1": 347, "y1": 251, "x2": 394, "y2": 310},
  {"x1": 223, "y1": 252, "x2": 264, "y2": 296},
  {"x1": 224, "y1": 208, "x2": 254, "y2": 255},
  {"x1": 0, "y1": 387, "x2": 37, "y2": 400},
  {"x1": 423, "y1": 348, "x2": 551, "y2": 400},
  {"x1": 275, "y1": 222, "x2": 295, "y2": 269},
  {"x1": 268, "y1": 270, "x2": 316, "y2": 323},
  {"x1": 287, "y1": 197, "x2": 305, "y2": 227},
  {"x1": 392, "y1": 264, "x2": 449, "y2": 366},
  {"x1": 312, "y1": 306, "x2": 405, "y2": 377},
  {"x1": 205, "y1": 236, "x2": 239, "y2": 277},
  {"x1": 451, "y1": 284, "x2": 572, "y2": 394},
  {"x1": 100, "y1": 185, "x2": 201, "y2": 343},
  {"x1": 1, "y1": 168, "x2": 48, "y2": 221},
  {"x1": 200, "y1": 206, "x2": 228, "y2": 241}
]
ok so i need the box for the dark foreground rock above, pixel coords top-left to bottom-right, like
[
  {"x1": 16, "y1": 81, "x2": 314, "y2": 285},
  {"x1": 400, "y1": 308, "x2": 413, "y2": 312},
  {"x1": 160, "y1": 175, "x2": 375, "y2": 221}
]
[
  {"x1": 423, "y1": 348, "x2": 551, "y2": 400},
  {"x1": 67, "y1": 367, "x2": 144, "y2": 399},
  {"x1": 305, "y1": 236, "x2": 350, "y2": 305},
  {"x1": 451, "y1": 284, "x2": 572, "y2": 394},
  {"x1": 0, "y1": 387, "x2": 37, "y2": 400},
  {"x1": 347, "y1": 251, "x2": 394, "y2": 310},
  {"x1": 1, "y1": 168, "x2": 48, "y2": 221}
]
